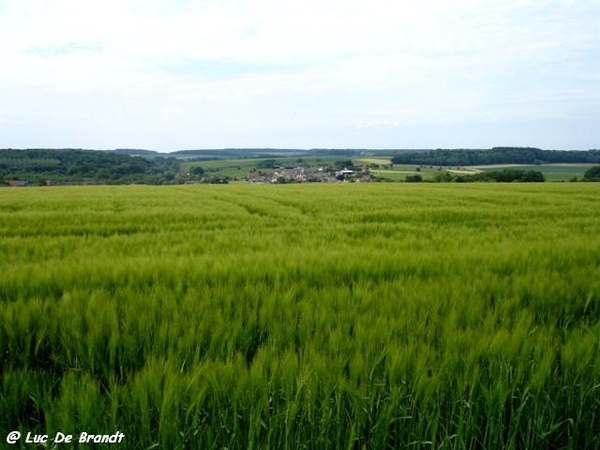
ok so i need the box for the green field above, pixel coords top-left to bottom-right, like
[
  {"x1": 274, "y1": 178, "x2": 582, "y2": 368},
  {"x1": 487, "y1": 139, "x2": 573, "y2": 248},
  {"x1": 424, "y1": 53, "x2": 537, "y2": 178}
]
[
  {"x1": 1, "y1": 184, "x2": 600, "y2": 449},
  {"x1": 371, "y1": 165, "x2": 457, "y2": 181},
  {"x1": 181, "y1": 158, "x2": 271, "y2": 179}
]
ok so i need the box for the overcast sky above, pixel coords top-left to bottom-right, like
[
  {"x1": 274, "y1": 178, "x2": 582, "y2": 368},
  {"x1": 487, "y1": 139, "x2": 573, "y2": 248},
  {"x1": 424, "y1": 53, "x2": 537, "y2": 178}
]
[{"x1": 1, "y1": 0, "x2": 598, "y2": 151}]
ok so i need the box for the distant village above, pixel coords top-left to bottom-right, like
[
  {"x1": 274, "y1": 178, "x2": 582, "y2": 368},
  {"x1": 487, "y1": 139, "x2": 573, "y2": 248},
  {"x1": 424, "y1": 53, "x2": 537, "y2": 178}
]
[
  {"x1": 244, "y1": 163, "x2": 375, "y2": 184},
  {"x1": 180, "y1": 161, "x2": 379, "y2": 185}
]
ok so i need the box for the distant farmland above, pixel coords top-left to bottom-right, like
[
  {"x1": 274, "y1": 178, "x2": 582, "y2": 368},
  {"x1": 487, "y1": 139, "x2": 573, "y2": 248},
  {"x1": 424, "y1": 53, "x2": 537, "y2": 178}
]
[{"x1": 1, "y1": 183, "x2": 599, "y2": 449}]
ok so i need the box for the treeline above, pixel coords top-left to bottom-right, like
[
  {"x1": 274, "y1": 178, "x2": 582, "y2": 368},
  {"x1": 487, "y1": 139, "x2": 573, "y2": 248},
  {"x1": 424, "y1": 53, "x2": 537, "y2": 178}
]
[
  {"x1": 430, "y1": 169, "x2": 545, "y2": 183},
  {"x1": 405, "y1": 169, "x2": 545, "y2": 183},
  {"x1": 172, "y1": 148, "x2": 431, "y2": 160},
  {"x1": 0, "y1": 149, "x2": 181, "y2": 185},
  {"x1": 391, "y1": 147, "x2": 600, "y2": 166}
]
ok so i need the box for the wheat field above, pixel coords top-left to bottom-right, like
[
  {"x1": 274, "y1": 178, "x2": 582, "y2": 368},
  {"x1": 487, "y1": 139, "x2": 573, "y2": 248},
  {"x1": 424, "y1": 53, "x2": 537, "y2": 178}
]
[{"x1": 1, "y1": 183, "x2": 599, "y2": 449}]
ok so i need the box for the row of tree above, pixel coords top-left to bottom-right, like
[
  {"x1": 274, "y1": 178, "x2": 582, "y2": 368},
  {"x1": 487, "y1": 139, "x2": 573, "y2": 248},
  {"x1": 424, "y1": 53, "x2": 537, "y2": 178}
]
[
  {"x1": 406, "y1": 166, "x2": 600, "y2": 183},
  {"x1": 406, "y1": 169, "x2": 546, "y2": 183},
  {"x1": 392, "y1": 147, "x2": 600, "y2": 166},
  {"x1": 0, "y1": 149, "x2": 181, "y2": 185}
]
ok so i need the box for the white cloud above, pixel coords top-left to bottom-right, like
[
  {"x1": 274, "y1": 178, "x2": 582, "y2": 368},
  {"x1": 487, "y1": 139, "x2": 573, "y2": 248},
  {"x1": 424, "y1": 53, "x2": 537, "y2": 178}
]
[{"x1": 0, "y1": 0, "x2": 598, "y2": 150}]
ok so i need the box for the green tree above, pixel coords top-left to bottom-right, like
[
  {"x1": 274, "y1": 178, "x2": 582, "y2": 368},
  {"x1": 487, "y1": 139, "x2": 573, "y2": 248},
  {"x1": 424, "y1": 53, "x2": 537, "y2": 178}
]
[
  {"x1": 520, "y1": 170, "x2": 545, "y2": 182},
  {"x1": 334, "y1": 160, "x2": 354, "y2": 169},
  {"x1": 584, "y1": 166, "x2": 600, "y2": 181},
  {"x1": 190, "y1": 166, "x2": 205, "y2": 176},
  {"x1": 433, "y1": 172, "x2": 454, "y2": 182},
  {"x1": 405, "y1": 174, "x2": 423, "y2": 182}
]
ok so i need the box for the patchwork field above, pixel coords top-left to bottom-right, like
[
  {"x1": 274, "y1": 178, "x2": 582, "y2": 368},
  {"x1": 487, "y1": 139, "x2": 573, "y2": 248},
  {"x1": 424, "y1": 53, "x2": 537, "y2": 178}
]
[{"x1": 1, "y1": 183, "x2": 599, "y2": 449}]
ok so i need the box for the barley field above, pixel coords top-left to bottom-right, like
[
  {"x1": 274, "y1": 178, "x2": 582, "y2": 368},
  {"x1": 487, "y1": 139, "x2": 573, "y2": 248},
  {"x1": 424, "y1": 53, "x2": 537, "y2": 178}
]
[{"x1": 1, "y1": 183, "x2": 599, "y2": 449}]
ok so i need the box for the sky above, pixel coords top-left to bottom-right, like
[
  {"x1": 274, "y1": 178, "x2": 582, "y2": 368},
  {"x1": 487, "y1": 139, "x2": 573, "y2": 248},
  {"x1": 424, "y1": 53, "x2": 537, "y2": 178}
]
[{"x1": 0, "y1": 0, "x2": 598, "y2": 151}]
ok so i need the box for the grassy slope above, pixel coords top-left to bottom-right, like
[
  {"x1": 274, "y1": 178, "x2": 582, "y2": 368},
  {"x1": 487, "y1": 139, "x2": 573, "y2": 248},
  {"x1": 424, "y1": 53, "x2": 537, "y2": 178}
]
[{"x1": 1, "y1": 184, "x2": 599, "y2": 449}]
